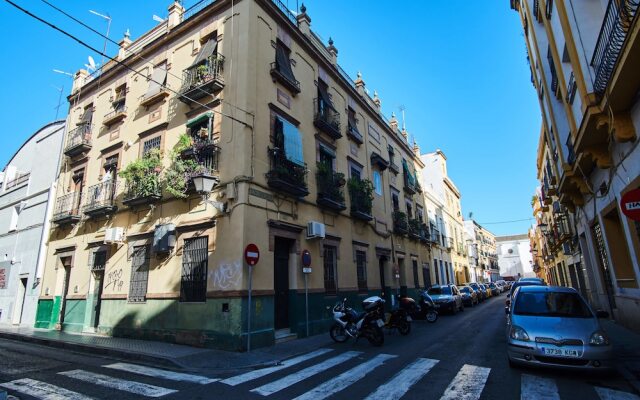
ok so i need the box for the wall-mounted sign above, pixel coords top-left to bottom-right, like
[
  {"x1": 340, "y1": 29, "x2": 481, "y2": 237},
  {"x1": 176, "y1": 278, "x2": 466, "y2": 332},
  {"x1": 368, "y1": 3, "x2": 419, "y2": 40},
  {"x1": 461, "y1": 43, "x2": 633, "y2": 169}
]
[
  {"x1": 0, "y1": 268, "x2": 6, "y2": 289},
  {"x1": 621, "y1": 188, "x2": 640, "y2": 221}
]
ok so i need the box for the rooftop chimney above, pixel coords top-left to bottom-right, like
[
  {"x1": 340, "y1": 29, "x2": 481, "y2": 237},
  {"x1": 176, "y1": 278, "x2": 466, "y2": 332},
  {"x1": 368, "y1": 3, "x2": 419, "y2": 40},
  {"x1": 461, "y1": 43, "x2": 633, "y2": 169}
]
[
  {"x1": 167, "y1": 1, "x2": 184, "y2": 30},
  {"x1": 72, "y1": 69, "x2": 89, "y2": 93}
]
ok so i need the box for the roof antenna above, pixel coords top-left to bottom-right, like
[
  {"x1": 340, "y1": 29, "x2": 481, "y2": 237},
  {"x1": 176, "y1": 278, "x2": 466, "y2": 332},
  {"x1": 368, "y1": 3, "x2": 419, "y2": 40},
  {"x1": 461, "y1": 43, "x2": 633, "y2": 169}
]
[{"x1": 398, "y1": 105, "x2": 406, "y2": 131}]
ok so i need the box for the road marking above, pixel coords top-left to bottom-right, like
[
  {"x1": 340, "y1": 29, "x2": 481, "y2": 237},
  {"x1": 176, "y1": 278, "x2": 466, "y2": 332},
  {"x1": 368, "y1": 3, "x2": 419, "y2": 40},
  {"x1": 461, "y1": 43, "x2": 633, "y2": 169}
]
[
  {"x1": 364, "y1": 357, "x2": 439, "y2": 400},
  {"x1": 220, "y1": 348, "x2": 333, "y2": 386},
  {"x1": 250, "y1": 351, "x2": 362, "y2": 396},
  {"x1": 293, "y1": 354, "x2": 398, "y2": 400},
  {"x1": 440, "y1": 364, "x2": 491, "y2": 400},
  {"x1": 104, "y1": 362, "x2": 217, "y2": 384},
  {"x1": 520, "y1": 374, "x2": 560, "y2": 400},
  {"x1": 59, "y1": 369, "x2": 177, "y2": 397},
  {"x1": 595, "y1": 387, "x2": 640, "y2": 400},
  {"x1": 0, "y1": 378, "x2": 95, "y2": 400}
]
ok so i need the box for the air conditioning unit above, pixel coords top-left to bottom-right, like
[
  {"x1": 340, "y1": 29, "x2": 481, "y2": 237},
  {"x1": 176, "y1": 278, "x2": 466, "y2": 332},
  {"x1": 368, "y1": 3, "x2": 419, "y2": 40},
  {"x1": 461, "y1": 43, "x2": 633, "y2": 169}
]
[
  {"x1": 307, "y1": 221, "x2": 326, "y2": 239},
  {"x1": 104, "y1": 227, "x2": 125, "y2": 244}
]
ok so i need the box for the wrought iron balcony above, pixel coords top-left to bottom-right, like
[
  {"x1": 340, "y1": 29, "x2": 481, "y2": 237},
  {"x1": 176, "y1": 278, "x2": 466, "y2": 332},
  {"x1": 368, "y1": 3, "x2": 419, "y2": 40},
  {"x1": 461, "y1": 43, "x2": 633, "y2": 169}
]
[
  {"x1": 566, "y1": 136, "x2": 576, "y2": 165},
  {"x1": 122, "y1": 173, "x2": 162, "y2": 207},
  {"x1": 266, "y1": 148, "x2": 309, "y2": 198},
  {"x1": 347, "y1": 122, "x2": 363, "y2": 144},
  {"x1": 64, "y1": 124, "x2": 92, "y2": 157},
  {"x1": 393, "y1": 211, "x2": 409, "y2": 235},
  {"x1": 316, "y1": 167, "x2": 346, "y2": 212},
  {"x1": 408, "y1": 217, "x2": 422, "y2": 240},
  {"x1": 103, "y1": 105, "x2": 127, "y2": 126},
  {"x1": 270, "y1": 62, "x2": 301, "y2": 95},
  {"x1": 313, "y1": 98, "x2": 341, "y2": 140},
  {"x1": 52, "y1": 192, "x2": 82, "y2": 225},
  {"x1": 83, "y1": 180, "x2": 117, "y2": 218},
  {"x1": 179, "y1": 54, "x2": 225, "y2": 105},
  {"x1": 403, "y1": 172, "x2": 418, "y2": 195},
  {"x1": 348, "y1": 179, "x2": 373, "y2": 221},
  {"x1": 591, "y1": 0, "x2": 639, "y2": 95}
]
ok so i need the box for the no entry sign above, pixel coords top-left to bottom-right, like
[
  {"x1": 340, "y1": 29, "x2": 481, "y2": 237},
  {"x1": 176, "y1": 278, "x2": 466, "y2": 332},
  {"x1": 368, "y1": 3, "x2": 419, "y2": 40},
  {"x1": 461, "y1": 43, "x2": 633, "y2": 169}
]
[
  {"x1": 621, "y1": 188, "x2": 640, "y2": 221},
  {"x1": 244, "y1": 243, "x2": 260, "y2": 266}
]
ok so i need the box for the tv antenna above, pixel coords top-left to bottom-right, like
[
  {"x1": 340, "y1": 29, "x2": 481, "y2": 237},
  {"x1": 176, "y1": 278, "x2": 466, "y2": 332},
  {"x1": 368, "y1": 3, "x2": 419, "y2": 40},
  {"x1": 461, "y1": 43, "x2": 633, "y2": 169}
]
[
  {"x1": 152, "y1": 14, "x2": 165, "y2": 23},
  {"x1": 52, "y1": 85, "x2": 64, "y2": 120},
  {"x1": 398, "y1": 105, "x2": 406, "y2": 131},
  {"x1": 89, "y1": 10, "x2": 111, "y2": 72},
  {"x1": 85, "y1": 56, "x2": 97, "y2": 72}
]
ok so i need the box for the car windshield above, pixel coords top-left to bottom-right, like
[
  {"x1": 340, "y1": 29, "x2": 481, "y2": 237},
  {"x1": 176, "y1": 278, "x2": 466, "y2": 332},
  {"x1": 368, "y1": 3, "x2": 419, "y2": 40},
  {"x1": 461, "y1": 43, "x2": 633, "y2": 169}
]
[
  {"x1": 513, "y1": 291, "x2": 592, "y2": 318},
  {"x1": 428, "y1": 286, "x2": 452, "y2": 295}
]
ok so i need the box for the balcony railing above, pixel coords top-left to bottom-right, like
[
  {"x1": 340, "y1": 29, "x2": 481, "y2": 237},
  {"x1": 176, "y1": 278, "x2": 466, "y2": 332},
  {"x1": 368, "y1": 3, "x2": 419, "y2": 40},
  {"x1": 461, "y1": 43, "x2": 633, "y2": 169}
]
[
  {"x1": 403, "y1": 173, "x2": 418, "y2": 195},
  {"x1": 348, "y1": 179, "x2": 373, "y2": 221},
  {"x1": 52, "y1": 192, "x2": 82, "y2": 225},
  {"x1": 393, "y1": 211, "x2": 409, "y2": 235},
  {"x1": 83, "y1": 180, "x2": 117, "y2": 217},
  {"x1": 566, "y1": 136, "x2": 576, "y2": 165},
  {"x1": 64, "y1": 124, "x2": 92, "y2": 157},
  {"x1": 408, "y1": 218, "x2": 422, "y2": 240},
  {"x1": 316, "y1": 167, "x2": 346, "y2": 211},
  {"x1": 313, "y1": 98, "x2": 341, "y2": 139},
  {"x1": 267, "y1": 148, "x2": 309, "y2": 198},
  {"x1": 122, "y1": 173, "x2": 162, "y2": 207},
  {"x1": 566, "y1": 72, "x2": 577, "y2": 104},
  {"x1": 591, "y1": 0, "x2": 640, "y2": 95},
  {"x1": 179, "y1": 54, "x2": 225, "y2": 104},
  {"x1": 103, "y1": 105, "x2": 127, "y2": 126},
  {"x1": 4, "y1": 172, "x2": 30, "y2": 190}
]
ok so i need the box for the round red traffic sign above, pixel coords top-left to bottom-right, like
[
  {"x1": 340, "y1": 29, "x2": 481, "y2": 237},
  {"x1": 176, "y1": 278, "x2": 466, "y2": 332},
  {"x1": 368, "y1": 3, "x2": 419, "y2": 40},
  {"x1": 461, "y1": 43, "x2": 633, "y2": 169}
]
[
  {"x1": 621, "y1": 188, "x2": 640, "y2": 221},
  {"x1": 302, "y1": 249, "x2": 311, "y2": 267},
  {"x1": 244, "y1": 244, "x2": 260, "y2": 266}
]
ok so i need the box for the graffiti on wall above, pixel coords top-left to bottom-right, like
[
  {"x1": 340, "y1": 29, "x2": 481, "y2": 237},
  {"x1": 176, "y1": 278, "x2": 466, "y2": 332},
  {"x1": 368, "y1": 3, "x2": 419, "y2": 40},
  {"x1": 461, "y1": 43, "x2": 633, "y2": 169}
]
[
  {"x1": 104, "y1": 268, "x2": 124, "y2": 292},
  {"x1": 209, "y1": 261, "x2": 242, "y2": 290}
]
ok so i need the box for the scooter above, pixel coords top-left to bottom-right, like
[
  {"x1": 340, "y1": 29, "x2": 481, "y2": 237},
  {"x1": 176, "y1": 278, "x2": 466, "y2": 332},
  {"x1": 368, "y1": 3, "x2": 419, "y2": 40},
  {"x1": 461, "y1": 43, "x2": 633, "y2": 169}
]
[
  {"x1": 329, "y1": 296, "x2": 385, "y2": 346},
  {"x1": 401, "y1": 292, "x2": 438, "y2": 323}
]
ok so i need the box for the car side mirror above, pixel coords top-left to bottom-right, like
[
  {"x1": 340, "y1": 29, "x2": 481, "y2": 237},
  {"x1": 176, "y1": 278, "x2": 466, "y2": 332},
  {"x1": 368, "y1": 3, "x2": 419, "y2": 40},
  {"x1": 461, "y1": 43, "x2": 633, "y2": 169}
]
[
  {"x1": 595, "y1": 310, "x2": 609, "y2": 319},
  {"x1": 504, "y1": 307, "x2": 510, "y2": 315}
]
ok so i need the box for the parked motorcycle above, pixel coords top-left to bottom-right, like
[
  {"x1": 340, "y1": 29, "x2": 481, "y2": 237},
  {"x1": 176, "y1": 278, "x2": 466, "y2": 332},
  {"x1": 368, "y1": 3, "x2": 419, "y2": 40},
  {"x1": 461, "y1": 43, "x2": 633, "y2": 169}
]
[
  {"x1": 401, "y1": 292, "x2": 438, "y2": 323},
  {"x1": 329, "y1": 296, "x2": 385, "y2": 346},
  {"x1": 383, "y1": 297, "x2": 412, "y2": 335}
]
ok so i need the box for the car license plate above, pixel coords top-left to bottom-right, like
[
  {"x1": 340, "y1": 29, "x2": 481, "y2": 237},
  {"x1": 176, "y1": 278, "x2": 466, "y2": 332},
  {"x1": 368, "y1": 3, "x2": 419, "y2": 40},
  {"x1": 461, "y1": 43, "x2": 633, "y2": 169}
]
[
  {"x1": 406, "y1": 316, "x2": 412, "y2": 322},
  {"x1": 376, "y1": 319, "x2": 384, "y2": 328},
  {"x1": 543, "y1": 347, "x2": 579, "y2": 357}
]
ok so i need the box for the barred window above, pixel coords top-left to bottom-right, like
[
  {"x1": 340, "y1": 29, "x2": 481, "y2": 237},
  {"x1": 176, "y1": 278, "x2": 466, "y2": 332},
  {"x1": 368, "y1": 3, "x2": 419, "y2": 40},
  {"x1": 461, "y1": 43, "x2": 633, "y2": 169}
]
[
  {"x1": 324, "y1": 245, "x2": 337, "y2": 294},
  {"x1": 142, "y1": 136, "x2": 161, "y2": 155},
  {"x1": 422, "y1": 263, "x2": 431, "y2": 289},
  {"x1": 356, "y1": 250, "x2": 367, "y2": 292},
  {"x1": 181, "y1": 237, "x2": 208, "y2": 302},
  {"x1": 128, "y1": 245, "x2": 150, "y2": 302},
  {"x1": 412, "y1": 259, "x2": 420, "y2": 289}
]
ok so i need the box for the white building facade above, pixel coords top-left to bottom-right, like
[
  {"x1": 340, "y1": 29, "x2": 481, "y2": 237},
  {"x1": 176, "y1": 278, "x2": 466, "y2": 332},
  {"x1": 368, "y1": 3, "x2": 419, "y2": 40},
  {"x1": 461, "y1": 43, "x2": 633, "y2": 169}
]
[
  {"x1": 0, "y1": 121, "x2": 65, "y2": 326},
  {"x1": 496, "y1": 234, "x2": 535, "y2": 279}
]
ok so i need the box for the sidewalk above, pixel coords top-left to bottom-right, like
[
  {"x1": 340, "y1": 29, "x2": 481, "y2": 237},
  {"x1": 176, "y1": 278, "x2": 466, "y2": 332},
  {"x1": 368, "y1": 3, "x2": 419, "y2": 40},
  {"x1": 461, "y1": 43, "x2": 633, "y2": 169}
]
[
  {"x1": 0, "y1": 324, "x2": 333, "y2": 373},
  {"x1": 602, "y1": 319, "x2": 640, "y2": 393}
]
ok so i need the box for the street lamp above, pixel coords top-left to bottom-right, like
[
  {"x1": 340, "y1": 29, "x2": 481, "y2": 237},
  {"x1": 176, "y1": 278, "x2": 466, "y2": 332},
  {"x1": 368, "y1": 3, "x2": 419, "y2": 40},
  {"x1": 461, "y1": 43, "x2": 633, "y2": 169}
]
[{"x1": 191, "y1": 174, "x2": 225, "y2": 213}]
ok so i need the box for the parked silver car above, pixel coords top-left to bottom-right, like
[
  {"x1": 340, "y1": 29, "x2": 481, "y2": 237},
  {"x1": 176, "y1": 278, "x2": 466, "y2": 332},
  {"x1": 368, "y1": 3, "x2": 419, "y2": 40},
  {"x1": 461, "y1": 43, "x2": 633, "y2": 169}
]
[{"x1": 506, "y1": 285, "x2": 612, "y2": 370}]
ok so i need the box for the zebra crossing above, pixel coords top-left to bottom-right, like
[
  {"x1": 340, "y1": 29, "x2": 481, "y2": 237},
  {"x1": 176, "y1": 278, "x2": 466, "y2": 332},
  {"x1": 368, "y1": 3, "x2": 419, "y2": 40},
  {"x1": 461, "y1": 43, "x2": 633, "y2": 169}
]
[
  {"x1": 0, "y1": 361, "x2": 214, "y2": 399},
  {"x1": 216, "y1": 348, "x2": 639, "y2": 400},
  {"x1": 0, "y1": 349, "x2": 639, "y2": 399}
]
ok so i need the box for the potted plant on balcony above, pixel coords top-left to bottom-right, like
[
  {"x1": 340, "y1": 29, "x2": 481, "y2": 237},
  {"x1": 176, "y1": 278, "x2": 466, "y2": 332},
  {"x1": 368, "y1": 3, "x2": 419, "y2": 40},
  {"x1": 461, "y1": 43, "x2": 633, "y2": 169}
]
[
  {"x1": 175, "y1": 133, "x2": 195, "y2": 158},
  {"x1": 347, "y1": 177, "x2": 374, "y2": 219},
  {"x1": 119, "y1": 148, "x2": 163, "y2": 202},
  {"x1": 316, "y1": 162, "x2": 345, "y2": 208}
]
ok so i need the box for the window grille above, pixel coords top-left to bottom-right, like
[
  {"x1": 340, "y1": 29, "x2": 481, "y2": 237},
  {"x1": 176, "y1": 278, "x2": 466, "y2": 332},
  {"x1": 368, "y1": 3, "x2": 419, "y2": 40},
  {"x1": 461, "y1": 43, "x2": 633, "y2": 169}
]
[
  {"x1": 356, "y1": 250, "x2": 367, "y2": 292},
  {"x1": 181, "y1": 237, "x2": 208, "y2": 302},
  {"x1": 128, "y1": 245, "x2": 150, "y2": 302},
  {"x1": 324, "y1": 245, "x2": 337, "y2": 294},
  {"x1": 142, "y1": 136, "x2": 161, "y2": 155}
]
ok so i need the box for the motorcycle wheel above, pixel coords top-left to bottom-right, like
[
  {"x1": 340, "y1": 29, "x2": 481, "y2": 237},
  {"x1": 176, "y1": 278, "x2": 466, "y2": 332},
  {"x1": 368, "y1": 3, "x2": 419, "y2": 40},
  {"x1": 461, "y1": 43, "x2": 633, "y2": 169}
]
[
  {"x1": 329, "y1": 323, "x2": 349, "y2": 343},
  {"x1": 367, "y1": 326, "x2": 384, "y2": 346},
  {"x1": 426, "y1": 310, "x2": 438, "y2": 323},
  {"x1": 398, "y1": 320, "x2": 411, "y2": 335}
]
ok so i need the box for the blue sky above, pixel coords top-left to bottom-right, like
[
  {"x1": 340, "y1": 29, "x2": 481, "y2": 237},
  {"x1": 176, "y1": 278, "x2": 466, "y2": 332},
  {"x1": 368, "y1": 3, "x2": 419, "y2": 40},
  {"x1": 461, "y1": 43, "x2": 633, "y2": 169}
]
[{"x1": 0, "y1": 0, "x2": 540, "y2": 236}]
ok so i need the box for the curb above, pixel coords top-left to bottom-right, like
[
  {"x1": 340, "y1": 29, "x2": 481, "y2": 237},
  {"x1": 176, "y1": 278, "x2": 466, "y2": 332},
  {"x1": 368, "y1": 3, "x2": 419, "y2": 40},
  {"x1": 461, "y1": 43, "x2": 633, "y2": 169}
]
[{"x1": 0, "y1": 331, "x2": 183, "y2": 369}]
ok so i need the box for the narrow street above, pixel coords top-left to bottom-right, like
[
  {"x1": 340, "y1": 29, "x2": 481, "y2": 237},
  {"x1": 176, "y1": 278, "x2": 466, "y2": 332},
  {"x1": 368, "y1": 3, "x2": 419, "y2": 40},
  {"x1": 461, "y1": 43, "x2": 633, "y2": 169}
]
[{"x1": 1, "y1": 295, "x2": 637, "y2": 400}]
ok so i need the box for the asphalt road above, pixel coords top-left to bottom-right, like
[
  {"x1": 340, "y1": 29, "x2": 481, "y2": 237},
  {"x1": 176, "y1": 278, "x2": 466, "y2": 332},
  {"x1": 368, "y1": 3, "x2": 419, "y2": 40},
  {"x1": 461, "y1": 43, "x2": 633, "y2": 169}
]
[{"x1": 0, "y1": 294, "x2": 638, "y2": 399}]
